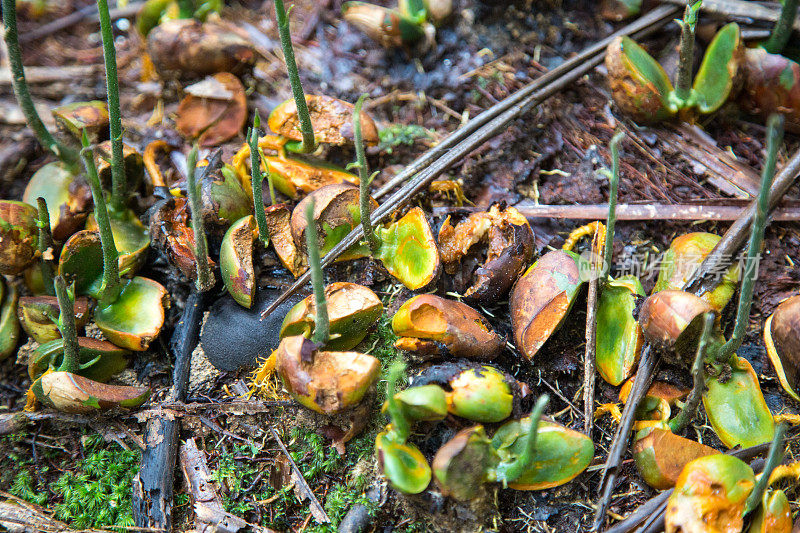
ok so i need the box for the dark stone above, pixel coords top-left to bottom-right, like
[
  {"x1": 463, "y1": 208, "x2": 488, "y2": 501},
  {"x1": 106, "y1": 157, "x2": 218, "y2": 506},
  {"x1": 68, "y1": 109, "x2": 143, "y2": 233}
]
[{"x1": 200, "y1": 287, "x2": 306, "y2": 372}]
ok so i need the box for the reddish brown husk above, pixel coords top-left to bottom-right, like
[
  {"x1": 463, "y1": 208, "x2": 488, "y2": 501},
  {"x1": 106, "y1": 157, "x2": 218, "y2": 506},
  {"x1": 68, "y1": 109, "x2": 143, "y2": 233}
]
[
  {"x1": 176, "y1": 73, "x2": 247, "y2": 147},
  {"x1": 633, "y1": 428, "x2": 718, "y2": 489},
  {"x1": 146, "y1": 19, "x2": 256, "y2": 79},
  {"x1": 510, "y1": 250, "x2": 584, "y2": 360},
  {"x1": 36, "y1": 371, "x2": 149, "y2": 414},
  {"x1": 264, "y1": 204, "x2": 305, "y2": 277},
  {"x1": 741, "y1": 47, "x2": 800, "y2": 129},
  {"x1": 274, "y1": 336, "x2": 380, "y2": 415},
  {"x1": 51, "y1": 101, "x2": 109, "y2": 144},
  {"x1": 639, "y1": 290, "x2": 715, "y2": 362},
  {"x1": 438, "y1": 205, "x2": 535, "y2": 303},
  {"x1": 391, "y1": 294, "x2": 504, "y2": 359},
  {"x1": 268, "y1": 95, "x2": 379, "y2": 146},
  {"x1": 150, "y1": 197, "x2": 215, "y2": 283}
]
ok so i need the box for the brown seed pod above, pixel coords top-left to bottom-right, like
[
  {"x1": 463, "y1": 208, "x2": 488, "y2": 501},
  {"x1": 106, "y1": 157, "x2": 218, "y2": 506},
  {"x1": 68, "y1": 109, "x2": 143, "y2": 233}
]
[
  {"x1": 264, "y1": 203, "x2": 305, "y2": 277},
  {"x1": 391, "y1": 294, "x2": 504, "y2": 360},
  {"x1": 176, "y1": 73, "x2": 248, "y2": 147},
  {"x1": 741, "y1": 47, "x2": 800, "y2": 129},
  {"x1": 509, "y1": 249, "x2": 585, "y2": 360},
  {"x1": 149, "y1": 197, "x2": 212, "y2": 283},
  {"x1": 639, "y1": 290, "x2": 715, "y2": 362},
  {"x1": 17, "y1": 296, "x2": 92, "y2": 343},
  {"x1": 438, "y1": 204, "x2": 535, "y2": 303},
  {"x1": 275, "y1": 335, "x2": 380, "y2": 415},
  {"x1": 51, "y1": 101, "x2": 109, "y2": 144},
  {"x1": 0, "y1": 200, "x2": 39, "y2": 276},
  {"x1": 633, "y1": 428, "x2": 718, "y2": 490},
  {"x1": 764, "y1": 294, "x2": 800, "y2": 402},
  {"x1": 146, "y1": 19, "x2": 256, "y2": 80},
  {"x1": 291, "y1": 183, "x2": 377, "y2": 261},
  {"x1": 268, "y1": 94, "x2": 379, "y2": 146}
]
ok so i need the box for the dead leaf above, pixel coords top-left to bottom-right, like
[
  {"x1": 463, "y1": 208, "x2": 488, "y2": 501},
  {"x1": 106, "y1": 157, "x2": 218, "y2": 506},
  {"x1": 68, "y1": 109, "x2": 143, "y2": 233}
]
[{"x1": 176, "y1": 72, "x2": 247, "y2": 147}]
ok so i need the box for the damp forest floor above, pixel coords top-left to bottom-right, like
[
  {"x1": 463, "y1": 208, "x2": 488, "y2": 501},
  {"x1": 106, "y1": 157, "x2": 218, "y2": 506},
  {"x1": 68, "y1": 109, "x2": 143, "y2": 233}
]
[{"x1": 1, "y1": 1, "x2": 800, "y2": 532}]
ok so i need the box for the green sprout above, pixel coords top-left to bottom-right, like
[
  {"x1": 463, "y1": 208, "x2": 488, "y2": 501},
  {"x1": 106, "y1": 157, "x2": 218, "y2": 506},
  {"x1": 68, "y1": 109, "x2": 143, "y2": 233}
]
[
  {"x1": 305, "y1": 198, "x2": 330, "y2": 344},
  {"x1": 764, "y1": 0, "x2": 798, "y2": 55},
  {"x1": 672, "y1": 0, "x2": 703, "y2": 105},
  {"x1": 35, "y1": 197, "x2": 55, "y2": 296},
  {"x1": 353, "y1": 93, "x2": 380, "y2": 254},
  {"x1": 80, "y1": 131, "x2": 121, "y2": 305},
  {"x1": 274, "y1": 0, "x2": 316, "y2": 154},
  {"x1": 602, "y1": 131, "x2": 624, "y2": 282},
  {"x1": 96, "y1": 0, "x2": 127, "y2": 212},
  {"x1": 53, "y1": 275, "x2": 78, "y2": 373},
  {"x1": 249, "y1": 113, "x2": 271, "y2": 245},
  {"x1": 185, "y1": 144, "x2": 214, "y2": 291}
]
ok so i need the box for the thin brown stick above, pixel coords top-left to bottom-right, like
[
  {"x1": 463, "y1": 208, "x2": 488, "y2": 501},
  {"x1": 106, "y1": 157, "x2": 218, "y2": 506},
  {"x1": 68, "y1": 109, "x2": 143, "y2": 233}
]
[
  {"x1": 434, "y1": 203, "x2": 800, "y2": 221},
  {"x1": 268, "y1": 426, "x2": 331, "y2": 524}
]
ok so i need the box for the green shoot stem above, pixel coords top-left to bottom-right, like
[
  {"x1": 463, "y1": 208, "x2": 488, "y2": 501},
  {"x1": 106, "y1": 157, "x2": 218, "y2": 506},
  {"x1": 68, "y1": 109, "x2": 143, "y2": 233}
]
[
  {"x1": 603, "y1": 131, "x2": 623, "y2": 283},
  {"x1": 386, "y1": 361, "x2": 410, "y2": 442},
  {"x1": 304, "y1": 199, "x2": 329, "y2": 344},
  {"x1": 36, "y1": 197, "x2": 55, "y2": 296},
  {"x1": 54, "y1": 275, "x2": 79, "y2": 374},
  {"x1": 80, "y1": 132, "x2": 121, "y2": 305},
  {"x1": 259, "y1": 147, "x2": 277, "y2": 205},
  {"x1": 669, "y1": 312, "x2": 713, "y2": 433},
  {"x1": 496, "y1": 394, "x2": 549, "y2": 485},
  {"x1": 274, "y1": 0, "x2": 316, "y2": 154},
  {"x1": 674, "y1": 1, "x2": 702, "y2": 103},
  {"x1": 249, "y1": 116, "x2": 270, "y2": 246},
  {"x1": 1, "y1": 0, "x2": 78, "y2": 166},
  {"x1": 718, "y1": 114, "x2": 783, "y2": 362},
  {"x1": 354, "y1": 94, "x2": 380, "y2": 254},
  {"x1": 744, "y1": 422, "x2": 787, "y2": 515},
  {"x1": 96, "y1": 0, "x2": 126, "y2": 213},
  {"x1": 765, "y1": 0, "x2": 798, "y2": 55},
  {"x1": 185, "y1": 145, "x2": 213, "y2": 292},
  {"x1": 177, "y1": 0, "x2": 194, "y2": 18}
]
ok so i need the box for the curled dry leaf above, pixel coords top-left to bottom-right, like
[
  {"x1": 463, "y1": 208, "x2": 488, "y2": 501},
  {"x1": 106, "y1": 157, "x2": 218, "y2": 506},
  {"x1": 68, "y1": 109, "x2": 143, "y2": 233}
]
[
  {"x1": 176, "y1": 73, "x2": 247, "y2": 147},
  {"x1": 150, "y1": 197, "x2": 215, "y2": 283},
  {"x1": 438, "y1": 204, "x2": 535, "y2": 303},
  {"x1": 0, "y1": 200, "x2": 39, "y2": 276},
  {"x1": 268, "y1": 94, "x2": 379, "y2": 146},
  {"x1": 281, "y1": 282, "x2": 383, "y2": 351},
  {"x1": 764, "y1": 294, "x2": 800, "y2": 402},
  {"x1": 275, "y1": 335, "x2": 380, "y2": 415},
  {"x1": 146, "y1": 19, "x2": 256, "y2": 79},
  {"x1": 391, "y1": 294, "x2": 504, "y2": 359},
  {"x1": 510, "y1": 249, "x2": 585, "y2": 360}
]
